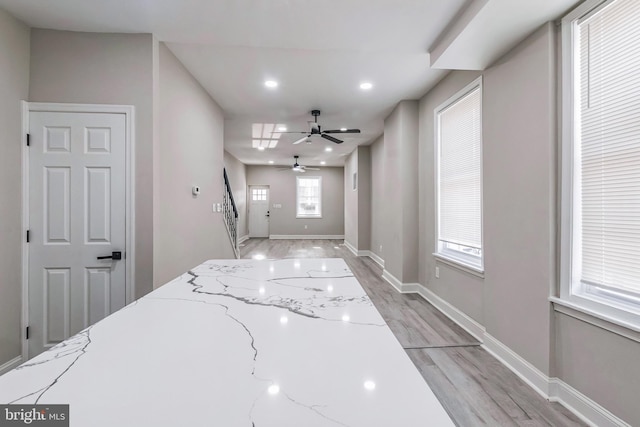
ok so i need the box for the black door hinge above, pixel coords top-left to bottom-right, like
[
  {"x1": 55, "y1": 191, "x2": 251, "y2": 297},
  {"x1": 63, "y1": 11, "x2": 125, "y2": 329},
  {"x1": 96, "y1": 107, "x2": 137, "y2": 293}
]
[
  {"x1": 26, "y1": 134, "x2": 30, "y2": 146},
  {"x1": 26, "y1": 327, "x2": 29, "y2": 340},
  {"x1": 26, "y1": 230, "x2": 30, "y2": 243}
]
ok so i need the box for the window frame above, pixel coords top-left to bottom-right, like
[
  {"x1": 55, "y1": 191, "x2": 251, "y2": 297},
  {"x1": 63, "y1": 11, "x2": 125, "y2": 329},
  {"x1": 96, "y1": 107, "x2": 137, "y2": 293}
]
[
  {"x1": 558, "y1": 0, "x2": 640, "y2": 329},
  {"x1": 433, "y1": 77, "x2": 484, "y2": 274},
  {"x1": 296, "y1": 176, "x2": 322, "y2": 219}
]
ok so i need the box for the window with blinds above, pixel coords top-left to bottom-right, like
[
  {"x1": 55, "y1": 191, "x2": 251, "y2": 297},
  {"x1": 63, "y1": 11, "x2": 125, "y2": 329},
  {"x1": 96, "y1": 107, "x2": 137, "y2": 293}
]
[
  {"x1": 296, "y1": 176, "x2": 322, "y2": 218},
  {"x1": 435, "y1": 79, "x2": 483, "y2": 269},
  {"x1": 564, "y1": 0, "x2": 640, "y2": 316}
]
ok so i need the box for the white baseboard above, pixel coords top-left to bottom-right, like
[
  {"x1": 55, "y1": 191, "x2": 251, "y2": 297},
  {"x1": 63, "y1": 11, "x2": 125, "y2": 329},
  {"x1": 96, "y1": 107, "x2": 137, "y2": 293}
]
[
  {"x1": 238, "y1": 235, "x2": 250, "y2": 244},
  {"x1": 344, "y1": 240, "x2": 358, "y2": 256},
  {"x1": 269, "y1": 235, "x2": 345, "y2": 240},
  {"x1": 482, "y1": 333, "x2": 550, "y2": 398},
  {"x1": 381, "y1": 269, "x2": 420, "y2": 294},
  {"x1": 364, "y1": 251, "x2": 385, "y2": 268},
  {"x1": 549, "y1": 379, "x2": 630, "y2": 427},
  {"x1": 0, "y1": 356, "x2": 22, "y2": 376},
  {"x1": 415, "y1": 284, "x2": 485, "y2": 342},
  {"x1": 380, "y1": 276, "x2": 630, "y2": 427},
  {"x1": 343, "y1": 242, "x2": 385, "y2": 268}
]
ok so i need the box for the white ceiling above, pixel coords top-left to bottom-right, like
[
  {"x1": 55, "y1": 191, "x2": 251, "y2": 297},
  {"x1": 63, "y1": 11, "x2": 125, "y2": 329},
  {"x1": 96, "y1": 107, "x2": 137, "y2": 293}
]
[{"x1": 0, "y1": 0, "x2": 580, "y2": 166}]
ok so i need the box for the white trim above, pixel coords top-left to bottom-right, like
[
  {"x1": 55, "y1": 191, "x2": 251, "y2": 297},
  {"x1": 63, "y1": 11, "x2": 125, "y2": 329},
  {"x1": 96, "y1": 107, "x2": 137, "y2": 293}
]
[
  {"x1": 558, "y1": 0, "x2": 640, "y2": 329},
  {"x1": 238, "y1": 235, "x2": 250, "y2": 244},
  {"x1": 434, "y1": 76, "x2": 484, "y2": 272},
  {"x1": 22, "y1": 102, "x2": 136, "y2": 360},
  {"x1": 269, "y1": 235, "x2": 344, "y2": 240},
  {"x1": 361, "y1": 251, "x2": 385, "y2": 269},
  {"x1": 433, "y1": 253, "x2": 485, "y2": 278},
  {"x1": 551, "y1": 297, "x2": 640, "y2": 343},
  {"x1": 482, "y1": 333, "x2": 550, "y2": 398},
  {"x1": 381, "y1": 269, "x2": 421, "y2": 294},
  {"x1": 296, "y1": 175, "x2": 322, "y2": 219},
  {"x1": 380, "y1": 275, "x2": 629, "y2": 426},
  {"x1": 343, "y1": 241, "x2": 385, "y2": 268},
  {"x1": 549, "y1": 378, "x2": 631, "y2": 427},
  {"x1": 21, "y1": 101, "x2": 29, "y2": 362},
  {"x1": 344, "y1": 240, "x2": 358, "y2": 256},
  {"x1": 414, "y1": 283, "x2": 486, "y2": 342},
  {"x1": 0, "y1": 356, "x2": 23, "y2": 376}
]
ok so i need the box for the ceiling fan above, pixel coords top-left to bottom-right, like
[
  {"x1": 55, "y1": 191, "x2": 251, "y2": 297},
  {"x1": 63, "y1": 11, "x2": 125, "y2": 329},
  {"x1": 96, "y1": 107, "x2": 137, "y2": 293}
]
[
  {"x1": 281, "y1": 110, "x2": 361, "y2": 145},
  {"x1": 277, "y1": 155, "x2": 320, "y2": 173}
]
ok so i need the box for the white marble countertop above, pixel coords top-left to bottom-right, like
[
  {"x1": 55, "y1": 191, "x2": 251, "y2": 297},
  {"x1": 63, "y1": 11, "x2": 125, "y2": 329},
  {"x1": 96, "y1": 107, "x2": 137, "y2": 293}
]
[{"x1": 0, "y1": 259, "x2": 454, "y2": 426}]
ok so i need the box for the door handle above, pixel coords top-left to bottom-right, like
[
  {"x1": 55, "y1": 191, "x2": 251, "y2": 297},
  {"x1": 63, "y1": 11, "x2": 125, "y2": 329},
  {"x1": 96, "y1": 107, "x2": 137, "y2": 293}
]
[{"x1": 97, "y1": 251, "x2": 122, "y2": 260}]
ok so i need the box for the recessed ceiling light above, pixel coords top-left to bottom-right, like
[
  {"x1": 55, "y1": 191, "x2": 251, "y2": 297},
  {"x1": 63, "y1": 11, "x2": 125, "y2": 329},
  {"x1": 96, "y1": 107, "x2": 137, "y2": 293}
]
[
  {"x1": 257, "y1": 146, "x2": 265, "y2": 151},
  {"x1": 265, "y1": 80, "x2": 278, "y2": 88},
  {"x1": 340, "y1": 128, "x2": 347, "y2": 132},
  {"x1": 360, "y1": 82, "x2": 373, "y2": 90},
  {"x1": 325, "y1": 147, "x2": 333, "y2": 152},
  {"x1": 268, "y1": 160, "x2": 274, "y2": 164},
  {"x1": 278, "y1": 126, "x2": 287, "y2": 131},
  {"x1": 364, "y1": 380, "x2": 376, "y2": 390},
  {"x1": 320, "y1": 161, "x2": 326, "y2": 165},
  {"x1": 268, "y1": 384, "x2": 280, "y2": 395}
]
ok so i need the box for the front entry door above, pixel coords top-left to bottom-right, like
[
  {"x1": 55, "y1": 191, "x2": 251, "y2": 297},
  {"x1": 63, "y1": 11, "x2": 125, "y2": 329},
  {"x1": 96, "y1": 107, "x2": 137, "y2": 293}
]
[
  {"x1": 248, "y1": 186, "x2": 270, "y2": 238},
  {"x1": 28, "y1": 111, "x2": 127, "y2": 358}
]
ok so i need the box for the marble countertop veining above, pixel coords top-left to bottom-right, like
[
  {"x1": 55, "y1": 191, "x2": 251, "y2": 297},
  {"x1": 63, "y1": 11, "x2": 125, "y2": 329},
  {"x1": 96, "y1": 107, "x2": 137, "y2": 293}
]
[{"x1": 0, "y1": 258, "x2": 454, "y2": 426}]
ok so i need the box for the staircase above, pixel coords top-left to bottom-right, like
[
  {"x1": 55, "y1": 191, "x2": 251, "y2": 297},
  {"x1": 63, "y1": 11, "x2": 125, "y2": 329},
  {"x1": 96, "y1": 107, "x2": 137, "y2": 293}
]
[{"x1": 223, "y1": 168, "x2": 240, "y2": 258}]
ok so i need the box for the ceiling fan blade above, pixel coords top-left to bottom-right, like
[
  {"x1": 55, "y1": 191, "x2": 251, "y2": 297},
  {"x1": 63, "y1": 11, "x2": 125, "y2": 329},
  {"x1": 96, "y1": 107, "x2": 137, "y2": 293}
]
[
  {"x1": 304, "y1": 167, "x2": 320, "y2": 170},
  {"x1": 292, "y1": 135, "x2": 309, "y2": 145},
  {"x1": 321, "y1": 134, "x2": 343, "y2": 144},
  {"x1": 323, "y1": 129, "x2": 361, "y2": 134}
]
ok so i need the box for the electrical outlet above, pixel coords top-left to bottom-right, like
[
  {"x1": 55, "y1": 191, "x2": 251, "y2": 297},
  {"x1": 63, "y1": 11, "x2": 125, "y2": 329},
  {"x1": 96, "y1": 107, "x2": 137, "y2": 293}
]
[
  {"x1": 379, "y1": 245, "x2": 382, "y2": 252},
  {"x1": 435, "y1": 266, "x2": 440, "y2": 279},
  {"x1": 304, "y1": 225, "x2": 308, "y2": 229}
]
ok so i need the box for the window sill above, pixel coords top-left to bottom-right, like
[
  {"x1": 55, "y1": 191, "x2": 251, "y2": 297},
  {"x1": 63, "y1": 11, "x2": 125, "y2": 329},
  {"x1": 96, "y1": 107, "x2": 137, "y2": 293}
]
[
  {"x1": 550, "y1": 297, "x2": 640, "y2": 343},
  {"x1": 433, "y1": 253, "x2": 484, "y2": 278},
  {"x1": 296, "y1": 215, "x2": 322, "y2": 219}
]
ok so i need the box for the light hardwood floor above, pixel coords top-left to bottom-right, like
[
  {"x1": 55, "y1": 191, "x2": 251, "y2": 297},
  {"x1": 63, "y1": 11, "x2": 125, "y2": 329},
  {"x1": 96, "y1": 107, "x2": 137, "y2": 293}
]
[{"x1": 240, "y1": 239, "x2": 585, "y2": 427}]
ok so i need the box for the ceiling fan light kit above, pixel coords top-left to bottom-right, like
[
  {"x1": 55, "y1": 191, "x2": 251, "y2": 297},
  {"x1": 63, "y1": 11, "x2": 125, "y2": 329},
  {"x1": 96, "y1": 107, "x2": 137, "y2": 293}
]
[
  {"x1": 277, "y1": 155, "x2": 320, "y2": 172},
  {"x1": 284, "y1": 110, "x2": 361, "y2": 145}
]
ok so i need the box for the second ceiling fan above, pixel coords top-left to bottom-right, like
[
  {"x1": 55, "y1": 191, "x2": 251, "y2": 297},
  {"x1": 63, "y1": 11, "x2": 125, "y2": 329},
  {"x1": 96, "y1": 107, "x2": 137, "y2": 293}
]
[{"x1": 283, "y1": 110, "x2": 361, "y2": 145}]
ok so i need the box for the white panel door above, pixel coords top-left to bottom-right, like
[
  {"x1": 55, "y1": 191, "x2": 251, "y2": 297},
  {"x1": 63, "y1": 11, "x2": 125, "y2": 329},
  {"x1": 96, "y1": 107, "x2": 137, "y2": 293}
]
[
  {"x1": 248, "y1": 186, "x2": 270, "y2": 238},
  {"x1": 29, "y1": 111, "x2": 127, "y2": 358}
]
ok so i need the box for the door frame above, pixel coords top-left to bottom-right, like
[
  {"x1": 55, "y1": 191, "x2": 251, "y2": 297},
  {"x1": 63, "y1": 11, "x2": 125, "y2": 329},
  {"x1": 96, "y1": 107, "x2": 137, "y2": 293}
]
[
  {"x1": 21, "y1": 102, "x2": 136, "y2": 361},
  {"x1": 248, "y1": 185, "x2": 270, "y2": 238}
]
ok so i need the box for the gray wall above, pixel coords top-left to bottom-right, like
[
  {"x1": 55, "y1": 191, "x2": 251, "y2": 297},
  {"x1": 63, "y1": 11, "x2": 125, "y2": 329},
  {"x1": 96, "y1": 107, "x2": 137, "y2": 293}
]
[
  {"x1": 224, "y1": 151, "x2": 248, "y2": 240},
  {"x1": 414, "y1": 22, "x2": 639, "y2": 425},
  {"x1": 246, "y1": 166, "x2": 344, "y2": 237},
  {"x1": 344, "y1": 150, "x2": 358, "y2": 247},
  {"x1": 418, "y1": 22, "x2": 555, "y2": 377},
  {"x1": 0, "y1": 8, "x2": 30, "y2": 368},
  {"x1": 418, "y1": 69, "x2": 485, "y2": 323},
  {"x1": 344, "y1": 146, "x2": 371, "y2": 251},
  {"x1": 357, "y1": 146, "x2": 371, "y2": 251},
  {"x1": 369, "y1": 136, "x2": 385, "y2": 260},
  {"x1": 383, "y1": 101, "x2": 419, "y2": 283},
  {"x1": 155, "y1": 43, "x2": 233, "y2": 286},
  {"x1": 555, "y1": 313, "x2": 640, "y2": 424},
  {"x1": 29, "y1": 29, "x2": 155, "y2": 298}
]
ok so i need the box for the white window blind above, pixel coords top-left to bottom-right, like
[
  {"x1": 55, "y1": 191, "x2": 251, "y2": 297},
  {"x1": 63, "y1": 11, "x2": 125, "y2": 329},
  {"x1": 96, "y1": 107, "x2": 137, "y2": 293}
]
[
  {"x1": 296, "y1": 177, "x2": 321, "y2": 218},
  {"x1": 576, "y1": 0, "x2": 640, "y2": 298},
  {"x1": 437, "y1": 84, "x2": 483, "y2": 265}
]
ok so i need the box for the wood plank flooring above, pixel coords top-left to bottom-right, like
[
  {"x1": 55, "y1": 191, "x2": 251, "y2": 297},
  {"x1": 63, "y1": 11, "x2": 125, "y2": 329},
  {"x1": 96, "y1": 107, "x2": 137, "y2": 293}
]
[{"x1": 240, "y1": 239, "x2": 585, "y2": 427}]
